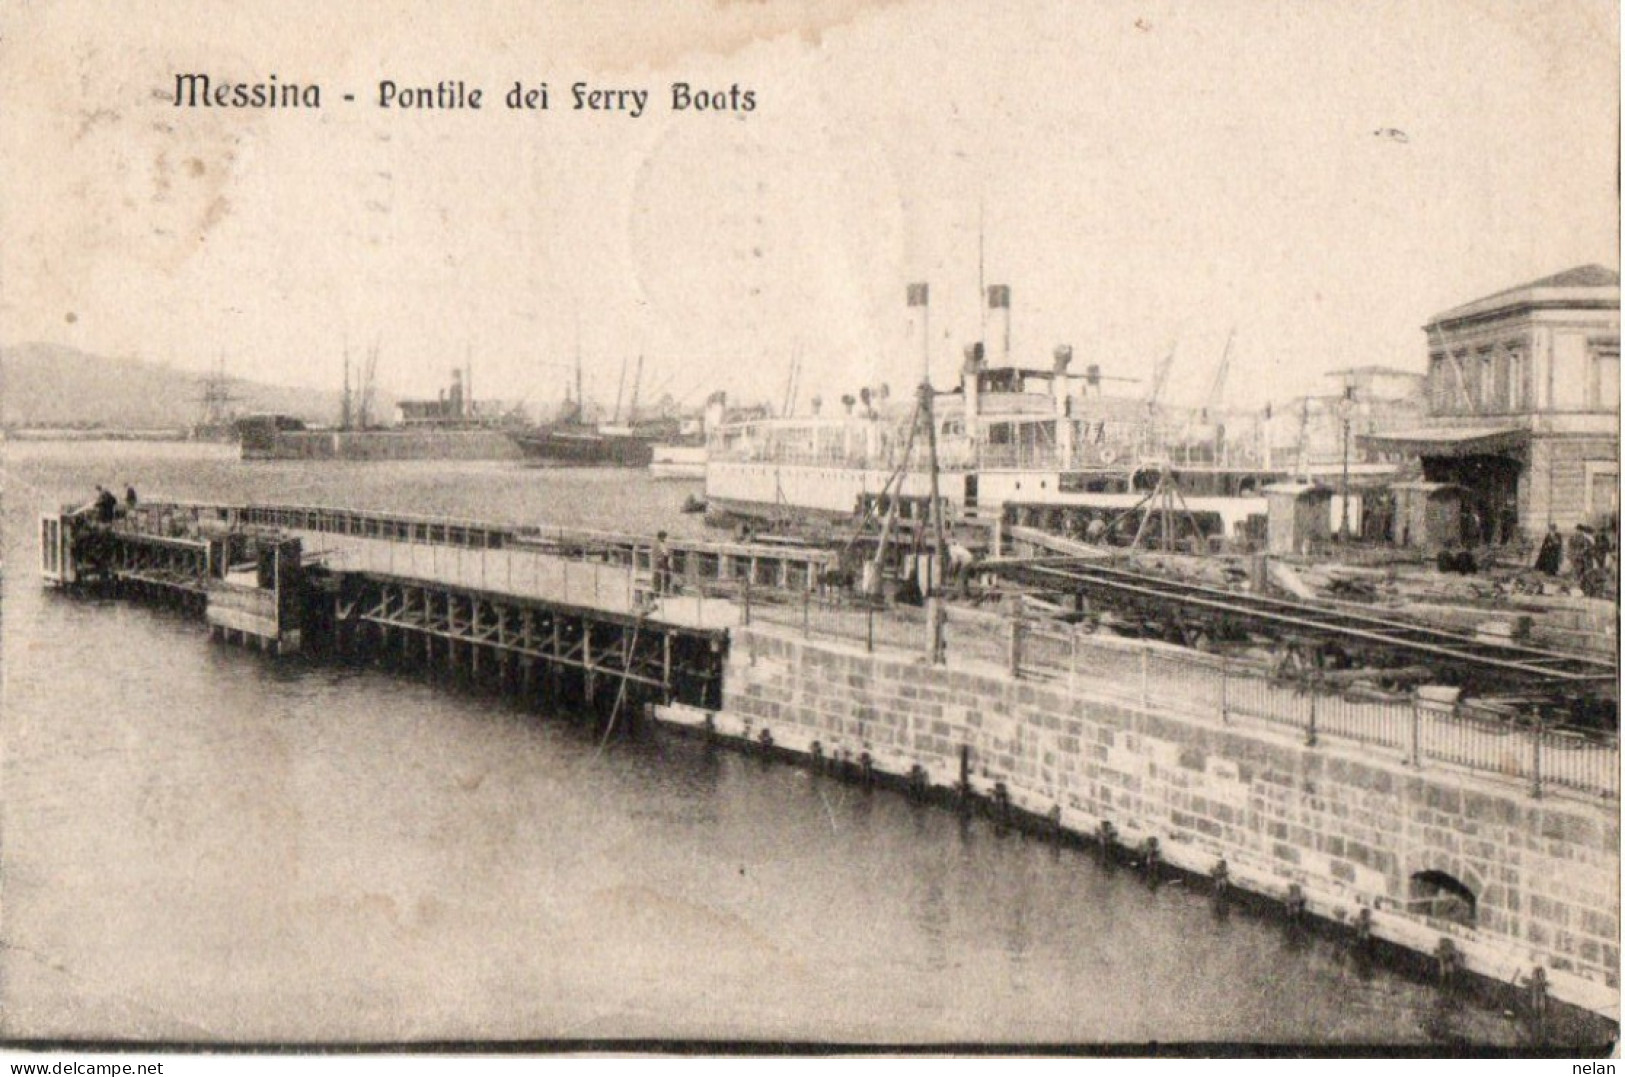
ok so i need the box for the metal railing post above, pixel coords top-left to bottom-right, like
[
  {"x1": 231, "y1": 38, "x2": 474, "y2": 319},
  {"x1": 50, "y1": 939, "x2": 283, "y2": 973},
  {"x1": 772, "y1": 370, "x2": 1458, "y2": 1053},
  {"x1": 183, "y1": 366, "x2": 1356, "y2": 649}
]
[
  {"x1": 1219, "y1": 655, "x2": 1229, "y2": 724},
  {"x1": 1531, "y1": 715, "x2": 1544, "y2": 800},
  {"x1": 1139, "y1": 646, "x2": 1149, "y2": 709},
  {"x1": 1305, "y1": 677, "x2": 1319, "y2": 747},
  {"x1": 803, "y1": 588, "x2": 811, "y2": 639},
  {"x1": 866, "y1": 604, "x2": 875, "y2": 653},
  {"x1": 1070, "y1": 630, "x2": 1078, "y2": 694},
  {"x1": 742, "y1": 574, "x2": 752, "y2": 626},
  {"x1": 1410, "y1": 699, "x2": 1422, "y2": 768}
]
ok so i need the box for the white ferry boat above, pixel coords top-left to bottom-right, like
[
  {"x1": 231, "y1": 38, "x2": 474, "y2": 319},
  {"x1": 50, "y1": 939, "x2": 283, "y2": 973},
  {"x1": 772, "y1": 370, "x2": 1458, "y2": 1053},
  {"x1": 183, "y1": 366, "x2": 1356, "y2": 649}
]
[{"x1": 705, "y1": 343, "x2": 1294, "y2": 543}]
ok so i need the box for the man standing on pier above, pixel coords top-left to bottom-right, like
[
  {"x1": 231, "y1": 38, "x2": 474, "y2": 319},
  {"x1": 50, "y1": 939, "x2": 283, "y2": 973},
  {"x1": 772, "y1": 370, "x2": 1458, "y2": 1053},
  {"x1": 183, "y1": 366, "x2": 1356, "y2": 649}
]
[{"x1": 653, "y1": 531, "x2": 672, "y2": 596}]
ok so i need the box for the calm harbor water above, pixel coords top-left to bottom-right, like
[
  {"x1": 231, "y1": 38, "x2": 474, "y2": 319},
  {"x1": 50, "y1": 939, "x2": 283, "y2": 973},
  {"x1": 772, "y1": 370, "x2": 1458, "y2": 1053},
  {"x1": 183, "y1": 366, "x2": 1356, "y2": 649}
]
[{"x1": 1, "y1": 442, "x2": 1538, "y2": 1046}]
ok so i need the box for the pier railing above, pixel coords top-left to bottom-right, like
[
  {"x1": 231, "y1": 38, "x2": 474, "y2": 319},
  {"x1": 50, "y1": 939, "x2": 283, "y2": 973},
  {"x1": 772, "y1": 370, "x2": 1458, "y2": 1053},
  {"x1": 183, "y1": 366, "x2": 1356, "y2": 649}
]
[{"x1": 752, "y1": 591, "x2": 1619, "y2": 801}]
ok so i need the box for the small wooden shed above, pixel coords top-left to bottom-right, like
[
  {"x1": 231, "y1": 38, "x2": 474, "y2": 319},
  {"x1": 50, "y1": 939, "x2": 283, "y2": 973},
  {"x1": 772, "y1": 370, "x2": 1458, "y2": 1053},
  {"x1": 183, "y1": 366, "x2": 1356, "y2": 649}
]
[
  {"x1": 1390, "y1": 481, "x2": 1463, "y2": 550},
  {"x1": 1263, "y1": 483, "x2": 1333, "y2": 556}
]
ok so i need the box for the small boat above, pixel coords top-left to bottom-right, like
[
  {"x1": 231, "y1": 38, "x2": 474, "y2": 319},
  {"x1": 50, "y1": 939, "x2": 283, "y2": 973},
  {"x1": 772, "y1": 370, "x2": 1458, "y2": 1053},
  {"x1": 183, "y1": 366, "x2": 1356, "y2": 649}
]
[{"x1": 680, "y1": 493, "x2": 707, "y2": 514}]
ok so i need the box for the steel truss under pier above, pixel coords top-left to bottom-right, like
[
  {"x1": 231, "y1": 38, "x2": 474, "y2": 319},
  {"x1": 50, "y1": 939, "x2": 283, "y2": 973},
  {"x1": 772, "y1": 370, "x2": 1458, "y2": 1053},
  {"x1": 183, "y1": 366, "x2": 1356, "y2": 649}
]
[
  {"x1": 331, "y1": 574, "x2": 727, "y2": 710},
  {"x1": 989, "y1": 557, "x2": 1619, "y2": 700},
  {"x1": 64, "y1": 524, "x2": 214, "y2": 604}
]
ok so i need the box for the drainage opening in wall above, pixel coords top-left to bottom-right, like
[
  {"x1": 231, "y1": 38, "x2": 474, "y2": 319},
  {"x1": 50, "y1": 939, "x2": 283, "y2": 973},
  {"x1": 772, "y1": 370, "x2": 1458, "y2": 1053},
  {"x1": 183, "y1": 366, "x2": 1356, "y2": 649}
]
[{"x1": 1407, "y1": 870, "x2": 1478, "y2": 927}]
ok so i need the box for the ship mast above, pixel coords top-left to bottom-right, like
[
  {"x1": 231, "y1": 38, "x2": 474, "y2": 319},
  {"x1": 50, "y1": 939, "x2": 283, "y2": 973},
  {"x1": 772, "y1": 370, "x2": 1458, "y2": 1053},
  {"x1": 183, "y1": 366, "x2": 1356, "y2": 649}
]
[
  {"x1": 612, "y1": 357, "x2": 628, "y2": 424},
  {"x1": 627, "y1": 354, "x2": 644, "y2": 425},
  {"x1": 341, "y1": 339, "x2": 352, "y2": 431},
  {"x1": 574, "y1": 310, "x2": 584, "y2": 423},
  {"x1": 909, "y1": 281, "x2": 948, "y2": 601}
]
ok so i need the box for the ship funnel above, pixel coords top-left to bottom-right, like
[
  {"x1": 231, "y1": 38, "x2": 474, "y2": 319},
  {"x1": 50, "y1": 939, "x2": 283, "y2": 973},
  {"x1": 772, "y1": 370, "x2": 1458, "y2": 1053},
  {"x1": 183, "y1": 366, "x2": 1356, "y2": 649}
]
[
  {"x1": 449, "y1": 369, "x2": 465, "y2": 419},
  {"x1": 906, "y1": 282, "x2": 931, "y2": 383},
  {"x1": 962, "y1": 342, "x2": 985, "y2": 436},
  {"x1": 703, "y1": 390, "x2": 727, "y2": 433},
  {"x1": 988, "y1": 285, "x2": 1011, "y2": 366},
  {"x1": 962, "y1": 341, "x2": 986, "y2": 377}
]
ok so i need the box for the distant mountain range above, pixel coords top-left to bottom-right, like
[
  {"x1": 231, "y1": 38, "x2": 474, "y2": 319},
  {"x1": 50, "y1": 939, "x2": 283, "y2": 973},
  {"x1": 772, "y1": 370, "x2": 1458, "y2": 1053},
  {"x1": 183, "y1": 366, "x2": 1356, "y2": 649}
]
[{"x1": 0, "y1": 343, "x2": 388, "y2": 432}]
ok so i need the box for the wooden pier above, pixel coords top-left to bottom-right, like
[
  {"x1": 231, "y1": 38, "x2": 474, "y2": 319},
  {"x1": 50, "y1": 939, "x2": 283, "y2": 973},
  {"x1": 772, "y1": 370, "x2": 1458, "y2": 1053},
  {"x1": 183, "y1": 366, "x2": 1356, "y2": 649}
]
[{"x1": 38, "y1": 500, "x2": 835, "y2": 711}]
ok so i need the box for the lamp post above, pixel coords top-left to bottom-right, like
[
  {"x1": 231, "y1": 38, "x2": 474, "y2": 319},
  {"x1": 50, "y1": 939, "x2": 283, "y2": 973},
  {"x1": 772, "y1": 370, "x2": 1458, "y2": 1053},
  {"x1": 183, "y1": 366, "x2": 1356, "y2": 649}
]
[{"x1": 1337, "y1": 388, "x2": 1356, "y2": 541}]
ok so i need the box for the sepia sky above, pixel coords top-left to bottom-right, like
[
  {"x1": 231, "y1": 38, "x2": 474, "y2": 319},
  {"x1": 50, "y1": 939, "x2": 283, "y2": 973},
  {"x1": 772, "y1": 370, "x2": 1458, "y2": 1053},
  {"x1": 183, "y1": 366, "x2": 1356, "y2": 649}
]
[{"x1": 2, "y1": 0, "x2": 1618, "y2": 412}]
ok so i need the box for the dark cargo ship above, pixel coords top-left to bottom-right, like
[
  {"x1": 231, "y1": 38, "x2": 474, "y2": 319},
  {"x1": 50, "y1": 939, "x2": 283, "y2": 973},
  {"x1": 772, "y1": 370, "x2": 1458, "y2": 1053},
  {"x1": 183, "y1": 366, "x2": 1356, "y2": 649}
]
[{"x1": 508, "y1": 422, "x2": 657, "y2": 468}]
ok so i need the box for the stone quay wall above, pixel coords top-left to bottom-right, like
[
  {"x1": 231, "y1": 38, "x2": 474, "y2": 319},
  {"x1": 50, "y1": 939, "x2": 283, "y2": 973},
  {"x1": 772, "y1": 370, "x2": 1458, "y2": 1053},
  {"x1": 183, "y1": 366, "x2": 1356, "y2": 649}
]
[{"x1": 657, "y1": 622, "x2": 1620, "y2": 1017}]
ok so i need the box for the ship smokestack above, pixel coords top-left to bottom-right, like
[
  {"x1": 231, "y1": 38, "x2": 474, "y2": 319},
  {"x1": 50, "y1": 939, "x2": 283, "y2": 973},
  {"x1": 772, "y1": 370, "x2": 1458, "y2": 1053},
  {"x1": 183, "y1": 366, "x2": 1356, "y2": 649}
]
[
  {"x1": 703, "y1": 390, "x2": 727, "y2": 434},
  {"x1": 1052, "y1": 346, "x2": 1073, "y2": 406},
  {"x1": 988, "y1": 285, "x2": 1011, "y2": 367},
  {"x1": 1053, "y1": 345, "x2": 1074, "y2": 466},
  {"x1": 962, "y1": 342, "x2": 985, "y2": 437},
  {"x1": 907, "y1": 282, "x2": 931, "y2": 384}
]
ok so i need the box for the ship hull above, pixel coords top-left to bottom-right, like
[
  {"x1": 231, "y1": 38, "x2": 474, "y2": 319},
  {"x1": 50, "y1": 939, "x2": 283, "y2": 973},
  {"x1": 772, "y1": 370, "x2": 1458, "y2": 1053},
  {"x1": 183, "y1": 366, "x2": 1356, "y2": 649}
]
[
  {"x1": 648, "y1": 443, "x2": 707, "y2": 480},
  {"x1": 241, "y1": 428, "x2": 523, "y2": 461},
  {"x1": 510, "y1": 429, "x2": 655, "y2": 468},
  {"x1": 704, "y1": 458, "x2": 1276, "y2": 533}
]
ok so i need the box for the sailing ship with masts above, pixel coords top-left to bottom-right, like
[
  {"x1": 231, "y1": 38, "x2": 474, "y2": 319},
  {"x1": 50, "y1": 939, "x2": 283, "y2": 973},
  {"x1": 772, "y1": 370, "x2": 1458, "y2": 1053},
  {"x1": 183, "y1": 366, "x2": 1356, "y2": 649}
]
[{"x1": 508, "y1": 350, "x2": 677, "y2": 468}]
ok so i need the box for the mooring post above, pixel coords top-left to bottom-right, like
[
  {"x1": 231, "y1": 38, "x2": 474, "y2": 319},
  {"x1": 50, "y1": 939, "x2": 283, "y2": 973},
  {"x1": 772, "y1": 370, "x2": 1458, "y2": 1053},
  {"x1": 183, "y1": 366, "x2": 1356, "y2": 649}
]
[
  {"x1": 662, "y1": 630, "x2": 673, "y2": 700},
  {"x1": 936, "y1": 597, "x2": 949, "y2": 666},
  {"x1": 957, "y1": 743, "x2": 971, "y2": 808}
]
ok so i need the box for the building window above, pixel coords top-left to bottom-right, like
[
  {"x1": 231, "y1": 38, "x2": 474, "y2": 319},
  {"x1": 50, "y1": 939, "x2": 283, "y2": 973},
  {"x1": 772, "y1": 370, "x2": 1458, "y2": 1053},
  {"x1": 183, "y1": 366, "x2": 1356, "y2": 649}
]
[
  {"x1": 1585, "y1": 461, "x2": 1619, "y2": 521},
  {"x1": 1428, "y1": 352, "x2": 1449, "y2": 413},
  {"x1": 1478, "y1": 349, "x2": 1495, "y2": 412},
  {"x1": 1506, "y1": 350, "x2": 1525, "y2": 412},
  {"x1": 1591, "y1": 340, "x2": 1620, "y2": 413},
  {"x1": 1430, "y1": 350, "x2": 1474, "y2": 414}
]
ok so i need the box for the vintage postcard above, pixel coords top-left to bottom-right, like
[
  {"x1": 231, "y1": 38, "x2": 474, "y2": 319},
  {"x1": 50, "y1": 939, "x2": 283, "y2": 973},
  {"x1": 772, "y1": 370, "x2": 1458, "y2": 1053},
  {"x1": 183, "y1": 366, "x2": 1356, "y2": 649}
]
[{"x1": 1, "y1": 0, "x2": 1618, "y2": 1059}]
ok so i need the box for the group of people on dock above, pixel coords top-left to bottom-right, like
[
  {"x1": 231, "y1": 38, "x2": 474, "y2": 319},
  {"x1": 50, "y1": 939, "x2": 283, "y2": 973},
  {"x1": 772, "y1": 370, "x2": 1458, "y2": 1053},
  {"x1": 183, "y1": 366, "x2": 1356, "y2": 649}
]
[
  {"x1": 1535, "y1": 520, "x2": 1618, "y2": 598},
  {"x1": 87, "y1": 484, "x2": 138, "y2": 524}
]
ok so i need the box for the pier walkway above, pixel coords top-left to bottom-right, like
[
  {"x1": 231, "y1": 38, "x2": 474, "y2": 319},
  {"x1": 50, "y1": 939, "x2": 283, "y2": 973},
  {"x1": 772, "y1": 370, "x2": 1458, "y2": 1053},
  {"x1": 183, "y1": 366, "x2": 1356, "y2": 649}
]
[{"x1": 41, "y1": 500, "x2": 835, "y2": 709}]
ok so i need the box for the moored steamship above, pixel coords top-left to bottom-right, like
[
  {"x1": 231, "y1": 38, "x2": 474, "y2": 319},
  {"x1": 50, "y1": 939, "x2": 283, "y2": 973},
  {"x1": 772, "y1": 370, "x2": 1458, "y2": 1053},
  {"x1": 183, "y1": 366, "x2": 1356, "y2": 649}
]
[{"x1": 705, "y1": 286, "x2": 1309, "y2": 540}]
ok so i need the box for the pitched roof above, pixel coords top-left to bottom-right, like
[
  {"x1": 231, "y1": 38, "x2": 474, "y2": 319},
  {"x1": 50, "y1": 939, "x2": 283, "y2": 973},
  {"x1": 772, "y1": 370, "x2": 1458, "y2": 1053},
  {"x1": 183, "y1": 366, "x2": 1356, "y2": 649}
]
[
  {"x1": 1517, "y1": 265, "x2": 1619, "y2": 289},
  {"x1": 1428, "y1": 264, "x2": 1620, "y2": 327}
]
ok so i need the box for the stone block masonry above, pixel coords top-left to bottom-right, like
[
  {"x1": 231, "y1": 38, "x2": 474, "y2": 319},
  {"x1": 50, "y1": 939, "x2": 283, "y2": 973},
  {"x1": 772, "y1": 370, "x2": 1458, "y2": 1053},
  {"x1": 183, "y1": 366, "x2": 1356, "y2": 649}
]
[{"x1": 657, "y1": 623, "x2": 1620, "y2": 1018}]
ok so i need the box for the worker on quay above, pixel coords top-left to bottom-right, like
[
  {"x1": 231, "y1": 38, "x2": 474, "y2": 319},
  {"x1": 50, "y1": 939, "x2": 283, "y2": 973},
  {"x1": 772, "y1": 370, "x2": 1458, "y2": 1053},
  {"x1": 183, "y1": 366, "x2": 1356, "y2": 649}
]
[
  {"x1": 93, "y1": 485, "x2": 117, "y2": 525},
  {"x1": 1568, "y1": 524, "x2": 1595, "y2": 583},
  {"x1": 1535, "y1": 523, "x2": 1564, "y2": 576},
  {"x1": 1084, "y1": 513, "x2": 1108, "y2": 544},
  {"x1": 947, "y1": 530, "x2": 977, "y2": 598},
  {"x1": 125, "y1": 484, "x2": 139, "y2": 513}
]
